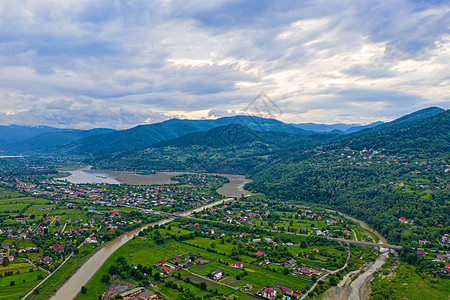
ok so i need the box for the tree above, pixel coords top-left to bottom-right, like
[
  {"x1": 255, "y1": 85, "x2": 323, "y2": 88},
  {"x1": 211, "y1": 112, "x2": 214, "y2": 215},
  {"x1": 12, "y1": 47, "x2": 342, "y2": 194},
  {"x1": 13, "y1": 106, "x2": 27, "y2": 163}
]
[
  {"x1": 154, "y1": 272, "x2": 160, "y2": 281},
  {"x1": 2, "y1": 259, "x2": 9, "y2": 267},
  {"x1": 329, "y1": 275, "x2": 338, "y2": 286},
  {"x1": 102, "y1": 274, "x2": 111, "y2": 283},
  {"x1": 81, "y1": 286, "x2": 87, "y2": 294},
  {"x1": 109, "y1": 265, "x2": 118, "y2": 275},
  {"x1": 10, "y1": 281, "x2": 15, "y2": 286},
  {"x1": 199, "y1": 281, "x2": 207, "y2": 290}
]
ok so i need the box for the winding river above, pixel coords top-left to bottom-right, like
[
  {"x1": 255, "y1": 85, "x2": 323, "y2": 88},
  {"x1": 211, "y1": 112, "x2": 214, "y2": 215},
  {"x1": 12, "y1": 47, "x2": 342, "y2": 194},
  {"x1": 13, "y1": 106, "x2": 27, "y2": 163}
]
[
  {"x1": 48, "y1": 167, "x2": 252, "y2": 299},
  {"x1": 60, "y1": 166, "x2": 253, "y2": 198},
  {"x1": 54, "y1": 167, "x2": 387, "y2": 300},
  {"x1": 49, "y1": 196, "x2": 237, "y2": 300}
]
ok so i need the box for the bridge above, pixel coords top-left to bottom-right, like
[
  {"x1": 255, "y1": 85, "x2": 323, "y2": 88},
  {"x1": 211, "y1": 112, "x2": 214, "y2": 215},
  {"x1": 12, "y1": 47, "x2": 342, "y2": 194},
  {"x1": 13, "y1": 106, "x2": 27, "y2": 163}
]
[
  {"x1": 333, "y1": 238, "x2": 402, "y2": 250},
  {"x1": 126, "y1": 204, "x2": 402, "y2": 250}
]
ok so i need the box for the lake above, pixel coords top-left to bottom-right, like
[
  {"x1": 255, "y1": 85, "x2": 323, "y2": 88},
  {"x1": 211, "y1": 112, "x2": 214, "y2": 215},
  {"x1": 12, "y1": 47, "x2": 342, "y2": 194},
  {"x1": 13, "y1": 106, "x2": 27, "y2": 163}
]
[{"x1": 60, "y1": 166, "x2": 253, "y2": 197}]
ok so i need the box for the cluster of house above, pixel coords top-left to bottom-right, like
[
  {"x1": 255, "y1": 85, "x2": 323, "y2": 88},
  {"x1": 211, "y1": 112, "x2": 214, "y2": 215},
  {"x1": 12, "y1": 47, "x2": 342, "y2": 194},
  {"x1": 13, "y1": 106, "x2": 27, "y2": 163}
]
[
  {"x1": 35, "y1": 256, "x2": 54, "y2": 265},
  {"x1": 0, "y1": 226, "x2": 35, "y2": 240},
  {"x1": 13, "y1": 173, "x2": 222, "y2": 213},
  {"x1": 0, "y1": 244, "x2": 14, "y2": 264},
  {"x1": 209, "y1": 262, "x2": 244, "y2": 281},
  {"x1": 0, "y1": 208, "x2": 150, "y2": 269},
  {"x1": 154, "y1": 254, "x2": 213, "y2": 275},
  {"x1": 284, "y1": 258, "x2": 322, "y2": 277},
  {"x1": 120, "y1": 287, "x2": 158, "y2": 300},
  {"x1": 416, "y1": 250, "x2": 450, "y2": 274},
  {"x1": 0, "y1": 243, "x2": 42, "y2": 264},
  {"x1": 256, "y1": 287, "x2": 277, "y2": 299},
  {"x1": 325, "y1": 149, "x2": 448, "y2": 187}
]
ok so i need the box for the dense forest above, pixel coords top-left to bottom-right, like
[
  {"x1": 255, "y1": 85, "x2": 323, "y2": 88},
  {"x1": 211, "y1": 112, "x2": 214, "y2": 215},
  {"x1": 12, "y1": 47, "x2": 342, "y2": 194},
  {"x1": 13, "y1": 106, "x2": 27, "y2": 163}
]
[
  {"x1": 247, "y1": 110, "x2": 450, "y2": 248},
  {"x1": 93, "y1": 124, "x2": 338, "y2": 174}
]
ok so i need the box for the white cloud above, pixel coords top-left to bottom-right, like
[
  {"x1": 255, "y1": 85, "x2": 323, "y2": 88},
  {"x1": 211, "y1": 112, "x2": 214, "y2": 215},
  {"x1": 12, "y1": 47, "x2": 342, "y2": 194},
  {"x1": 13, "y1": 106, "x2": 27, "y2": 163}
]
[{"x1": 0, "y1": 0, "x2": 448, "y2": 128}]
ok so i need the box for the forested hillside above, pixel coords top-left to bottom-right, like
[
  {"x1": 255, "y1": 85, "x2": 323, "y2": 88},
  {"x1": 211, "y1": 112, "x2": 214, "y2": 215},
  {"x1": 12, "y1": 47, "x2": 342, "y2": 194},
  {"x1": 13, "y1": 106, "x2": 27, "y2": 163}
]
[
  {"x1": 2, "y1": 128, "x2": 114, "y2": 153},
  {"x1": 247, "y1": 109, "x2": 449, "y2": 247},
  {"x1": 94, "y1": 124, "x2": 339, "y2": 174},
  {"x1": 58, "y1": 116, "x2": 317, "y2": 157},
  {"x1": 336, "y1": 109, "x2": 449, "y2": 155}
]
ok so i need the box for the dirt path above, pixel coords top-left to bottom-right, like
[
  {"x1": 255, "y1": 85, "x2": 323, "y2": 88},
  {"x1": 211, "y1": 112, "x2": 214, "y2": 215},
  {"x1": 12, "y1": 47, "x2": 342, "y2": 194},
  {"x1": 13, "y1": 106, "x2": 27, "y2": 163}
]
[
  {"x1": 300, "y1": 247, "x2": 350, "y2": 300},
  {"x1": 23, "y1": 258, "x2": 51, "y2": 275}
]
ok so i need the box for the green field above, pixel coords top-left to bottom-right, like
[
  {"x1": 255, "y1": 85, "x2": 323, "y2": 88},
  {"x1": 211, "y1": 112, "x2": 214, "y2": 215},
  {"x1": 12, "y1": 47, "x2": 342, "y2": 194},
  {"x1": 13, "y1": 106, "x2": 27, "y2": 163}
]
[
  {"x1": 371, "y1": 262, "x2": 449, "y2": 299},
  {"x1": 28, "y1": 245, "x2": 97, "y2": 300},
  {"x1": 0, "y1": 261, "x2": 47, "y2": 300},
  {"x1": 76, "y1": 234, "x2": 313, "y2": 300}
]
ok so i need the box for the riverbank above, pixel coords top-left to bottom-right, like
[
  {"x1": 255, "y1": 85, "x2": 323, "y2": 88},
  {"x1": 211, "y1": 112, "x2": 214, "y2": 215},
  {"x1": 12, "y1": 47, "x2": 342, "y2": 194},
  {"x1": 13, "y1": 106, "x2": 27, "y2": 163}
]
[
  {"x1": 327, "y1": 209, "x2": 388, "y2": 245},
  {"x1": 61, "y1": 166, "x2": 253, "y2": 198},
  {"x1": 49, "y1": 197, "x2": 234, "y2": 300}
]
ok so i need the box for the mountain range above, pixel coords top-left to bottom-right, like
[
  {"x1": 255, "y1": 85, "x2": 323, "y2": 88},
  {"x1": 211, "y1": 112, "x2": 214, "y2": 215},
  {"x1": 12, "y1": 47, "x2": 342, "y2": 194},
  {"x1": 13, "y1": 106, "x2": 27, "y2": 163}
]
[
  {"x1": 0, "y1": 107, "x2": 446, "y2": 158},
  {"x1": 290, "y1": 121, "x2": 384, "y2": 133},
  {"x1": 91, "y1": 107, "x2": 447, "y2": 174}
]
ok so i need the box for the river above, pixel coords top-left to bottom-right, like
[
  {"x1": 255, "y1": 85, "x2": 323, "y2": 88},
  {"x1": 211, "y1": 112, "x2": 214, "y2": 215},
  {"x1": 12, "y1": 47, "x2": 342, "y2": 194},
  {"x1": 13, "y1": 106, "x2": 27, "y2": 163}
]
[
  {"x1": 56, "y1": 167, "x2": 388, "y2": 299},
  {"x1": 321, "y1": 209, "x2": 390, "y2": 300},
  {"x1": 326, "y1": 209, "x2": 388, "y2": 245},
  {"x1": 347, "y1": 247, "x2": 389, "y2": 300},
  {"x1": 60, "y1": 166, "x2": 253, "y2": 198},
  {"x1": 49, "y1": 197, "x2": 235, "y2": 300},
  {"x1": 49, "y1": 166, "x2": 252, "y2": 299}
]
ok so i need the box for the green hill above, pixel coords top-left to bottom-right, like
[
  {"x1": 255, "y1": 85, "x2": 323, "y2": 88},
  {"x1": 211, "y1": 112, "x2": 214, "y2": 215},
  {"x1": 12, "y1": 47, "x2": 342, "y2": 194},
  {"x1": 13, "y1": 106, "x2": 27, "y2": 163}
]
[
  {"x1": 246, "y1": 109, "x2": 449, "y2": 247},
  {"x1": 153, "y1": 123, "x2": 339, "y2": 149},
  {"x1": 3, "y1": 128, "x2": 114, "y2": 154},
  {"x1": 57, "y1": 116, "x2": 316, "y2": 157},
  {"x1": 93, "y1": 124, "x2": 340, "y2": 174}
]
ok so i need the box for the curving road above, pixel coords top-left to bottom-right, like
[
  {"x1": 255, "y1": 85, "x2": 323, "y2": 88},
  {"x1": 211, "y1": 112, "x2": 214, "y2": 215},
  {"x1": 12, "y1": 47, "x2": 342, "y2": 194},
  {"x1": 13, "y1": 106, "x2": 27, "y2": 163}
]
[{"x1": 300, "y1": 248, "x2": 351, "y2": 300}]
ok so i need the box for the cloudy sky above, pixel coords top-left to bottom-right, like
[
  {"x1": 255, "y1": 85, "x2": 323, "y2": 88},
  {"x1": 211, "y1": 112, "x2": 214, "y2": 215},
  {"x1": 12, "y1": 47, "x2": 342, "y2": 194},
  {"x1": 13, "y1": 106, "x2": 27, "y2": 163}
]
[{"x1": 0, "y1": 0, "x2": 449, "y2": 129}]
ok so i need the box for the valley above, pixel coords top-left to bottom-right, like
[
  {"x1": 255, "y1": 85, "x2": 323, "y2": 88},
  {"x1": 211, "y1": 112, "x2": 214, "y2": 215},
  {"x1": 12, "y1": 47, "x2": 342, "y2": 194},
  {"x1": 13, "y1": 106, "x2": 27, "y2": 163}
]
[
  {"x1": 3, "y1": 1, "x2": 450, "y2": 299},
  {"x1": 0, "y1": 107, "x2": 448, "y2": 299}
]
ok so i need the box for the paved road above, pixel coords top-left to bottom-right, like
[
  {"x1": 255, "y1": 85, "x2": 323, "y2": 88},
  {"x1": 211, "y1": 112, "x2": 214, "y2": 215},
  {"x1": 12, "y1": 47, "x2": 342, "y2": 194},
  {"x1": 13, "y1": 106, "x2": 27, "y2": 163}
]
[{"x1": 164, "y1": 212, "x2": 403, "y2": 250}]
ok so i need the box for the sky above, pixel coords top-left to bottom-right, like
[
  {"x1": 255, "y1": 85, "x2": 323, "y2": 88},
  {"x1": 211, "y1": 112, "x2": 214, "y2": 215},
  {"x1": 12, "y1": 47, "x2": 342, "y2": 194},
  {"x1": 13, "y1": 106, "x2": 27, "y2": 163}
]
[{"x1": 0, "y1": 0, "x2": 449, "y2": 129}]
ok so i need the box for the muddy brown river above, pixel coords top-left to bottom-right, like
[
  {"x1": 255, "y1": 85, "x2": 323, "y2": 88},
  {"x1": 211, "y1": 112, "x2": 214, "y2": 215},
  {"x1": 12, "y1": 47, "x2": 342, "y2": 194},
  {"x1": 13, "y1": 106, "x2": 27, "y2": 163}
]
[
  {"x1": 61, "y1": 166, "x2": 253, "y2": 198},
  {"x1": 49, "y1": 197, "x2": 236, "y2": 300},
  {"x1": 50, "y1": 167, "x2": 252, "y2": 299}
]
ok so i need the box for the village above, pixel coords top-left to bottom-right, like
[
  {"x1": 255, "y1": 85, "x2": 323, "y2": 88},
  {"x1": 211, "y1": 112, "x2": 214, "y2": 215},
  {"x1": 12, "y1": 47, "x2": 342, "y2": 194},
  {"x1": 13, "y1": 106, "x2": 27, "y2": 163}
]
[
  {"x1": 304, "y1": 147, "x2": 449, "y2": 191},
  {"x1": 0, "y1": 163, "x2": 448, "y2": 299},
  {"x1": 78, "y1": 212, "x2": 378, "y2": 300}
]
